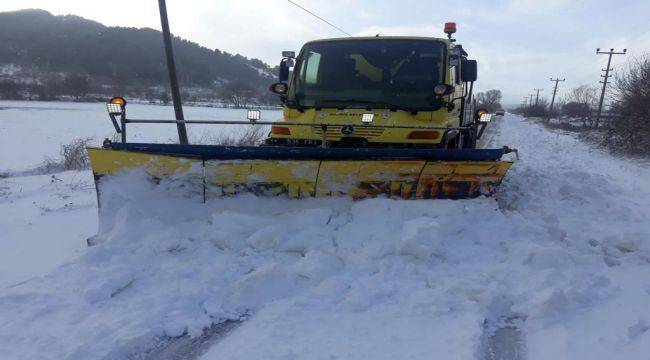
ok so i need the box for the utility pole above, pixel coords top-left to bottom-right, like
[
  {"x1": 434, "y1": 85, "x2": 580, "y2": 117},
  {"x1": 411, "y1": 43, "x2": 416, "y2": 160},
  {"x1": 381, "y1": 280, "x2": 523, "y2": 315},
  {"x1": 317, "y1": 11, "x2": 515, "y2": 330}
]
[
  {"x1": 547, "y1": 77, "x2": 565, "y2": 122},
  {"x1": 520, "y1": 98, "x2": 527, "y2": 114},
  {"x1": 533, "y1": 88, "x2": 543, "y2": 106},
  {"x1": 158, "y1": 0, "x2": 189, "y2": 144},
  {"x1": 595, "y1": 48, "x2": 626, "y2": 128},
  {"x1": 525, "y1": 94, "x2": 534, "y2": 115}
]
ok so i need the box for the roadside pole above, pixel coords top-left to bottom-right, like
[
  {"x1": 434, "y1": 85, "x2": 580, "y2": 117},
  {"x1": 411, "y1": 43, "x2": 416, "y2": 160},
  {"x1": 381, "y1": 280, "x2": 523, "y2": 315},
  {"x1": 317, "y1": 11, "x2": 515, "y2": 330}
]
[
  {"x1": 595, "y1": 48, "x2": 626, "y2": 128},
  {"x1": 547, "y1": 77, "x2": 565, "y2": 122},
  {"x1": 533, "y1": 88, "x2": 543, "y2": 106},
  {"x1": 158, "y1": 0, "x2": 189, "y2": 144}
]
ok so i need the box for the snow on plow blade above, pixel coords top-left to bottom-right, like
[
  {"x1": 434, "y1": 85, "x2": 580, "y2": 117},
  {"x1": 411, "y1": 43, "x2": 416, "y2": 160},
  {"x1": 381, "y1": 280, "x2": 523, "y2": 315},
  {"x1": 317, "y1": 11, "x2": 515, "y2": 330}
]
[{"x1": 87, "y1": 143, "x2": 513, "y2": 201}]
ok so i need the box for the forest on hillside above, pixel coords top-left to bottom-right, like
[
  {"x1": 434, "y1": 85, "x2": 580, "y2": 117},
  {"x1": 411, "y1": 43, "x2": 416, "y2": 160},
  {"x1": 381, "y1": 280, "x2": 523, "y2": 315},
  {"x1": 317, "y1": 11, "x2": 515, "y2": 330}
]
[{"x1": 0, "y1": 9, "x2": 280, "y2": 106}]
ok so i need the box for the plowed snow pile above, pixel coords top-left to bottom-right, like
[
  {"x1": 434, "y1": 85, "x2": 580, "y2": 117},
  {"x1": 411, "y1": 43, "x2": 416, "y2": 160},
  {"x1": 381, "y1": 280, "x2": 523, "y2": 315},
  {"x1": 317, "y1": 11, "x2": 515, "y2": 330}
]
[{"x1": 1, "y1": 115, "x2": 650, "y2": 360}]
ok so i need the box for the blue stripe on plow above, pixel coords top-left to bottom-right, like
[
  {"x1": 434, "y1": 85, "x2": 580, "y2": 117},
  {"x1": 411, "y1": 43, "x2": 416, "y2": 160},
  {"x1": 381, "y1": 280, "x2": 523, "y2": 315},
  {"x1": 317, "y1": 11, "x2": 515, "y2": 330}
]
[{"x1": 108, "y1": 143, "x2": 507, "y2": 161}]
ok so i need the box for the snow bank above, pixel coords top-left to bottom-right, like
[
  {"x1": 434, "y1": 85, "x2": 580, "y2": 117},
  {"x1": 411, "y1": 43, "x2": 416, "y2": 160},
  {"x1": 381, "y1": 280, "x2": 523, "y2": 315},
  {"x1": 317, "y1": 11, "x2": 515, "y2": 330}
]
[
  {"x1": 1, "y1": 115, "x2": 649, "y2": 360},
  {"x1": 488, "y1": 116, "x2": 650, "y2": 360},
  {"x1": 0, "y1": 171, "x2": 96, "y2": 288}
]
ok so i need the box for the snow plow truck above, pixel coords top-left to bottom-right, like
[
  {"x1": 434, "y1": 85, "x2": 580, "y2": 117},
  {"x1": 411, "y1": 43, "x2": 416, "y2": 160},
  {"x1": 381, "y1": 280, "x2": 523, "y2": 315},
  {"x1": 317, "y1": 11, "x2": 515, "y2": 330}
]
[{"x1": 87, "y1": 22, "x2": 516, "y2": 201}]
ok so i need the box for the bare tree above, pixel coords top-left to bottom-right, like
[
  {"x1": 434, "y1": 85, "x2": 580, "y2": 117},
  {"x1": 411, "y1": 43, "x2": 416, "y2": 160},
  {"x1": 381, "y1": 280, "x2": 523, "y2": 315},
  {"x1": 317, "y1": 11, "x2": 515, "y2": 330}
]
[
  {"x1": 610, "y1": 55, "x2": 650, "y2": 153},
  {"x1": 562, "y1": 85, "x2": 598, "y2": 127},
  {"x1": 160, "y1": 91, "x2": 170, "y2": 105},
  {"x1": 0, "y1": 80, "x2": 22, "y2": 100},
  {"x1": 475, "y1": 89, "x2": 503, "y2": 112},
  {"x1": 526, "y1": 97, "x2": 549, "y2": 117},
  {"x1": 221, "y1": 80, "x2": 255, "y2": 108},
  {"x1": 40, "y1": 138, "x2": 92, "y2": 173}
]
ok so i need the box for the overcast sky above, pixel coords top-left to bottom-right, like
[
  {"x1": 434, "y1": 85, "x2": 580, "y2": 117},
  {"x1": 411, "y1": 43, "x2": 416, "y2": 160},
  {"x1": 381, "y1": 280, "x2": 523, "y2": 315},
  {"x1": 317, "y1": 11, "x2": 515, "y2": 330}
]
[{"x1": 2, "y1": 0, "x2": 649, "y2": 104}]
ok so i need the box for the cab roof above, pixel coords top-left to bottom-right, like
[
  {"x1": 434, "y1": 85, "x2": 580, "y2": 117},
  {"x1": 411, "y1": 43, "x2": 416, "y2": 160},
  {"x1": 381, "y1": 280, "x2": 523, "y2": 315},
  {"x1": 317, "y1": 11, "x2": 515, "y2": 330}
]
[{"x1": 304, "y1": 36, "x2": 451, "y2": 46}]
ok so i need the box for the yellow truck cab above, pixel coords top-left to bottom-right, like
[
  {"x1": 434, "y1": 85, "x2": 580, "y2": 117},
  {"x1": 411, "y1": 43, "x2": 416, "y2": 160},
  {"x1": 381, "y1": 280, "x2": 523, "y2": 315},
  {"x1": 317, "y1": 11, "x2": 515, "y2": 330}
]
[{"x1": 266, "y1": 24, "x2": 482, "y2": 149}]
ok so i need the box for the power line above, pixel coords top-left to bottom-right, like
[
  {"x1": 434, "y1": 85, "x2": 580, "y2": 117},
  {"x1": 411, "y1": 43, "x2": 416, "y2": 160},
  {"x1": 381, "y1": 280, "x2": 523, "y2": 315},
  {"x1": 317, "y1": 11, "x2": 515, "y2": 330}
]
[{"x1": 286, "y1": 0, "x2": 352, "y2": 37}]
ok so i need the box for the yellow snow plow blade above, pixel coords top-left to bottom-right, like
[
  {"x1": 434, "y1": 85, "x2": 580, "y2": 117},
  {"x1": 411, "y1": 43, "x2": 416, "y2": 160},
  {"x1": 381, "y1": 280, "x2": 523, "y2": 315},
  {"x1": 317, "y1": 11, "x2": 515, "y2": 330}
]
[
  {"x1": 88, "y1": 144, "x2": 513, "y2": 201},
  {"x1": 205, "y1": 160, "x2": 320, "y2": 198}
]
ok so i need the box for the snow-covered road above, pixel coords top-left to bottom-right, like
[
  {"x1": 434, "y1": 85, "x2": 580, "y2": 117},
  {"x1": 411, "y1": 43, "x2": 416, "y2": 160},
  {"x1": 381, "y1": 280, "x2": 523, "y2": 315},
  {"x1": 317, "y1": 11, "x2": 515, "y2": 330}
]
[{"x1": 1, "y1": 114, "x2": 649, "y2": 360}]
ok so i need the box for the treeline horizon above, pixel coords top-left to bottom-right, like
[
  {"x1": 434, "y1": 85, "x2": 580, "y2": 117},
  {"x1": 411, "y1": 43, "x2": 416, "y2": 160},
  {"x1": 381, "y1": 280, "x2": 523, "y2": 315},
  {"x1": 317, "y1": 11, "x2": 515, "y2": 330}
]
[{"x1": 0, "y1": 9, "x2": 281, "y2": 106}]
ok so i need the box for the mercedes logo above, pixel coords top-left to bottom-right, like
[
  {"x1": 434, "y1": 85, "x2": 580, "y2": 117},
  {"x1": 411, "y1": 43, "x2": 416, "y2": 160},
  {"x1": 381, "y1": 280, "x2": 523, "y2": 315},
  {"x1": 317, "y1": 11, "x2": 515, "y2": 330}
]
[{"x1": 341, "y1": 125, "x2": 354, "y2": 135}]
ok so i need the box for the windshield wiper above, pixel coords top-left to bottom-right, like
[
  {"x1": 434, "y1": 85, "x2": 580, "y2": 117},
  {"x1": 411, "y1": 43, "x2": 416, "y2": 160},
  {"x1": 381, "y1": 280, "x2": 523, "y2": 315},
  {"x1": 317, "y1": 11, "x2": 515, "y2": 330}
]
[{"x1": 314, "y1": 99, "x2": 416, "y2": 113}]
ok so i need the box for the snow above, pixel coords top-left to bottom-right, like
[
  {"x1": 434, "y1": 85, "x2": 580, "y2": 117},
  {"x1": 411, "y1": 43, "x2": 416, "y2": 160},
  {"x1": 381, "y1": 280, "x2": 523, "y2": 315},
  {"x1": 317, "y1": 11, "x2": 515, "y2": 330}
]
[
  {"x1": 0, "y1": 63, "x2": 21, "y2": 76},
  {"x1": 1, "y1": 111, "x2": 650, "y2": 359},
  {"x1": 0, "y1": 171, "x2": 96, "y2": 288},
  {"x1": 247, "y1": 64, "x2": 275, "y2": 78},
  {"x1": 0, "y1": 100, "x2": 280, "y2": 173}
]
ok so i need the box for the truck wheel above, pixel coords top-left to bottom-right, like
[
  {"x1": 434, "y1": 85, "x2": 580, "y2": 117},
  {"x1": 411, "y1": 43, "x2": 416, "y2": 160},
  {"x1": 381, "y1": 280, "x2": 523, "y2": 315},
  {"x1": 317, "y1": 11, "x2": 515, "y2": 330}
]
[{"x1": 446, "y1": 135, "x2": 461, "y2": 149}]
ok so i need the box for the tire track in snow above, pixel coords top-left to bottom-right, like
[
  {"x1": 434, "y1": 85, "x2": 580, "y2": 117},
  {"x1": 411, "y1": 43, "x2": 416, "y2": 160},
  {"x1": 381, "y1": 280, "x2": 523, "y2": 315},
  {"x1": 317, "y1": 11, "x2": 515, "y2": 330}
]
[
  {"x1": 481, "y1": 314, "x2": 527, "y2": 360},
  {"x1": 103, "y1": 320, "x2": 244, "y2": 360},
  {"x1": 479, "y1": 296, "x2": 527, "y2": 360},
  {"x1": 478, "y1": 117, "x2": 527, "y2": 360}
]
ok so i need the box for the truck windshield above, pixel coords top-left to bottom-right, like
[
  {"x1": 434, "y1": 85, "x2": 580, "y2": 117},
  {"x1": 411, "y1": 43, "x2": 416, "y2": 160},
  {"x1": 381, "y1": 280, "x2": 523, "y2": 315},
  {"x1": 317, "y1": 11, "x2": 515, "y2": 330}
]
[{"x1": 287, "y1": 39, "x2": 446, "y2": 111}]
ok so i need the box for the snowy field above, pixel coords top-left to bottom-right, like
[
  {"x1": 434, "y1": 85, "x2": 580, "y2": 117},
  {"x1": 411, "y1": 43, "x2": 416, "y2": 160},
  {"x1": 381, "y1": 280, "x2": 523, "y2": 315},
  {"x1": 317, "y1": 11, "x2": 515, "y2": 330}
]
[
  {"x1": 1, "y1": 105, "x2": 650, "y2": 360},
  {"x1": 0, "y1": 100, "x2": 280, "y2": 173}
]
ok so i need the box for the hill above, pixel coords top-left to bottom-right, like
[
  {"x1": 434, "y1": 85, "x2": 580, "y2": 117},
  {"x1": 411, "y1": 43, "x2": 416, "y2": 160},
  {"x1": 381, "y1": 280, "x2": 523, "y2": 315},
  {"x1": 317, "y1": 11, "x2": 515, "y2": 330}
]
[{"x1": 0, "y1": 9, "x2": 278, "y2": 105}]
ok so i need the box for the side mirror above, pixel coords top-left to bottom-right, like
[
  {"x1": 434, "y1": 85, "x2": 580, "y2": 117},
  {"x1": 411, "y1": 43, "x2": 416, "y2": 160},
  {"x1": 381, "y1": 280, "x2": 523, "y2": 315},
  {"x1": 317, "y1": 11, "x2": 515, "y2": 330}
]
[
  {"x1": 269, "y1": 82, "x2": 288, "y2": 95},
  {"x1": 279, "y1": 59, "x2": 290, "y2": 82},
  {"x1": 279, "y1": 56, "x2": 295, "y2": 82},
  {"x1": 461, "y1": 59, "x2": 477, "y2": 82}
]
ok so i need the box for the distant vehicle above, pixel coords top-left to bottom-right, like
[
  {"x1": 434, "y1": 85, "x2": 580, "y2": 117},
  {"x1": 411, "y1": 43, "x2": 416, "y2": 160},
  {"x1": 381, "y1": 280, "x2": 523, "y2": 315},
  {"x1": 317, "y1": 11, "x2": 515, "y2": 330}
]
[{"x1": 495, "y1": 109, "x2": 505, "y2": 116}]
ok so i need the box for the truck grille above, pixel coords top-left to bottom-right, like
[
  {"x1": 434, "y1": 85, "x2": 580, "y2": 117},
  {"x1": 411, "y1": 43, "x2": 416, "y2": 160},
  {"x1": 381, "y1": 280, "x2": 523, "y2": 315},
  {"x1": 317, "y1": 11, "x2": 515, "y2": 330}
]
[{"x1": 312, "y1": 125, "x2": 385, "y2": 139}]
